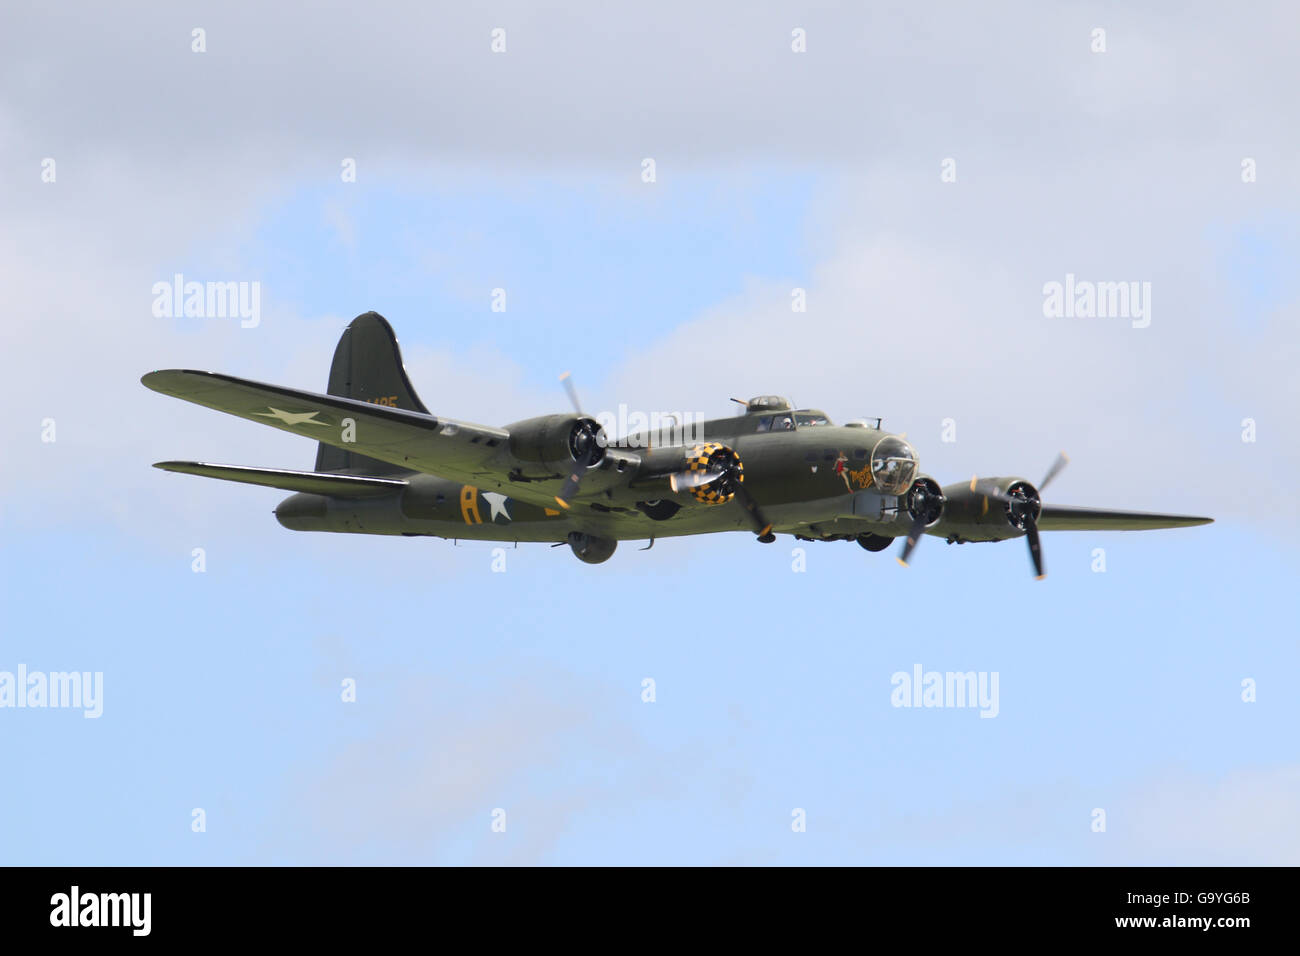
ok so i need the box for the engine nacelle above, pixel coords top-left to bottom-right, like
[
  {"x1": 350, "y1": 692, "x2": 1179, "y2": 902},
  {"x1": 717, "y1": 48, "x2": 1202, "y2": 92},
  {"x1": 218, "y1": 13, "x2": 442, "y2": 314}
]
[
  {"x1": 935, "y1": 477, "x2": 1041, "y2": 542},
  {"x1": 634, "y1": 442, "x2": 745, "y2": 506},
  {"x1": 871, "y1": 474, "x2": 945, "y2": 537},
  {"x1": 679, "y1": 442, "x2": 743, "y2": 505},
  {"x1": 505, "y1": 414, "x2": 607, "y2": 476}
]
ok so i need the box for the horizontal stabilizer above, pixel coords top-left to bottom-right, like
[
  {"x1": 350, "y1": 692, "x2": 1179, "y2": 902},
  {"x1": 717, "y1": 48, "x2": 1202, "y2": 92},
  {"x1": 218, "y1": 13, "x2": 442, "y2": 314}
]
[{"x1": 153, "y1": 461, "x2": 408, "y2": 498}]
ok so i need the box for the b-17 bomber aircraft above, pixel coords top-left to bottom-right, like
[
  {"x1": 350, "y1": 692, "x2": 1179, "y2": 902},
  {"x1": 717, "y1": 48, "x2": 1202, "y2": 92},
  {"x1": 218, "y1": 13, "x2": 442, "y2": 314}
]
[{"x1": 142, "y1": 312, "x2": 1212, "y2": 576}]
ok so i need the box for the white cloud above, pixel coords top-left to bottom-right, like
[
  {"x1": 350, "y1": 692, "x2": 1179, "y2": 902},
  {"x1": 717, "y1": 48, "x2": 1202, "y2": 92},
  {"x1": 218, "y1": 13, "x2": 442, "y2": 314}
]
[
  {"x1": 262, "y1": 669, "x2": 652, "y2": 864},
  {"x1": 856, "y1": 764, "x2": 1300, "y2": 864},
  {"x1": 1, "y1": 2, "x2": 1296, "y2": 864},
  {"x1": 1115, "y1": 764, "x2": 1300, "y2": 865},
  {"x1": 4, "y1": 1, "x2": 1296, "y2": 532}
]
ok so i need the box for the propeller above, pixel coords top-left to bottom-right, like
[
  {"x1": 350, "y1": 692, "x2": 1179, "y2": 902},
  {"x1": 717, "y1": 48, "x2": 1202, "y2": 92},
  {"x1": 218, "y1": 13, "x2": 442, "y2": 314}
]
[
  {"x1": 668, "y1": 468, "x2": 726, "y2": 492},
  {"x1": 1026, "y1": 519, "x2": 1043, "y2": 580},
  {"x1": 981, "y1": 453, "x2": 1067, "y2": 579},
  {"x1": 999, "y1": 482, "x2": 1045, "y2": 579},
  {"x1": 896, "y1": 519, "x2": 924, "y2": 567},
  {"x1": 1038, "y1": 451, "x2": 1069, "y2": 493},
  {"x1": 553, "y1": 372, "x2": 606, "y2": 510},
  {"x1": 896, "y1": 477, "x2": 945, "y2": 567},
  {"x1": 734, "y1": 480, "x2": 775, "y2": 542},
  {"x1": 667, "y1": 444, "x2": 775, "y2": 542},
  {"x1": 560, "y1": 371, "x2": 584, "y2": 419},
  {"x1": 1022, "y1": 452, "x2": 1066, "y2": 579}
]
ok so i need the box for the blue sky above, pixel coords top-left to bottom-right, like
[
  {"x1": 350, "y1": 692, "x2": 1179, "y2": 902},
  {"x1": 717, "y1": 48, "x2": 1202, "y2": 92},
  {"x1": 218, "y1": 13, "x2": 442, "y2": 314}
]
[
  {"x1": 2, "y1": 2, "x2": 1298, "y2": 865},
  {"x1": 231, "y1": 173, "x2": 818, "y2": 388},
  {"x1": 1, "y1": 493, "x2": 1293, "y2": 864},
  {"x1": 4, "y1": 173, "x2": 1297, "y2": 866}
]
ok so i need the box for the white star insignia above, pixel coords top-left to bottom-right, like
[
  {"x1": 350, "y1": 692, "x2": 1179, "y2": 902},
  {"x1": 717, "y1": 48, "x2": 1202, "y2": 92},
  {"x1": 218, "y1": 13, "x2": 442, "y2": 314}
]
[
  {"x1": 255, "y1": 407, "x2": 328, "y2": 426},
  {"x1": 482, "y1": 492, "x2": 512, "y2": 523}
]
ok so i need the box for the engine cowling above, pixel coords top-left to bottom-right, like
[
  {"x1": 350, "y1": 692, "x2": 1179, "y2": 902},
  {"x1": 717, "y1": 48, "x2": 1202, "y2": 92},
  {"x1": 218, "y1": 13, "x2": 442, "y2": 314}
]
[
  {"x1": 936, "y1": 477, "x2": 1041, "y2": 542},
  {"x1": 677, "y1": 442, "x2": 744, "y2": 505},
  {"x1": 505, "y1": 414, "x2": 607, "y2": 476},
  {"x1": 905, "y1": 475, "x2": 945, "y2": 527}
]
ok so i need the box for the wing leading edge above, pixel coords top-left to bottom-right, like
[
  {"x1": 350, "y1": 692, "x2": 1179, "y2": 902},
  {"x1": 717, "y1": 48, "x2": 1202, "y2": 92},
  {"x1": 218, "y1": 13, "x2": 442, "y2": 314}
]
[
  {"x1": 152, "y1": 461, "x2": 408, "y2": 497},
  {"x1": 1037, "y1": 505, "x2": 1213, "y2": 532}
]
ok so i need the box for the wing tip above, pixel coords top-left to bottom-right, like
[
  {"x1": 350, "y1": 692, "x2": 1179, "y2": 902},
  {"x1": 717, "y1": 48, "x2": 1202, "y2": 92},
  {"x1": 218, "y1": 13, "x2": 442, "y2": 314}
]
[
  {"x1": 152, "y1": 460, "x2": 204, "y2": 475},
  {"x1": 141, "y1": 369, "x2": 213, "y2": 392}
]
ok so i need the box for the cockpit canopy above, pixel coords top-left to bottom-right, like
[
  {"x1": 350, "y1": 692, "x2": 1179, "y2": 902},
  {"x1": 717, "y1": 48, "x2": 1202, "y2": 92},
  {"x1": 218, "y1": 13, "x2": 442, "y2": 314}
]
[
  {"x1": 745, "y1": 396, "x2": 833, "y2": 430},
  {"x1": 870, "y1": 435, "x2": 918, "y2": 495},
  {"x1": 794, "y1": 410, "x2": 831, "y2": 427},
  {"x1": 753, "y1": 408, "x2": 834, "y2": 432}
]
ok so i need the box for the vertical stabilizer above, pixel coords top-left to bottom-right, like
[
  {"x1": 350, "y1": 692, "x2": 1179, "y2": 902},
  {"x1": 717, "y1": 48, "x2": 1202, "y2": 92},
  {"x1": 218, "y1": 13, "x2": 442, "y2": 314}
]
[{"x1": 314, "y1": 312, "x2": 428, "y2": 475}]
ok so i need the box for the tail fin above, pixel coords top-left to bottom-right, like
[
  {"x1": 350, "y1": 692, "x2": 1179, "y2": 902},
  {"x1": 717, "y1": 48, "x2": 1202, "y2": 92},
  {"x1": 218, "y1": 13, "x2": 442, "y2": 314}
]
[{"x1": 314, "y1": 312, "x2": 429, "y2": 475}]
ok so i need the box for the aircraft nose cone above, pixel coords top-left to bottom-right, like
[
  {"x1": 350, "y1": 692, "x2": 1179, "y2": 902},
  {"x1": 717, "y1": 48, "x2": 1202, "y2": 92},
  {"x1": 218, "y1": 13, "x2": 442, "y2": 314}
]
[{"x1": 869, "y1": 435, "x2": 919, "y2": 495}]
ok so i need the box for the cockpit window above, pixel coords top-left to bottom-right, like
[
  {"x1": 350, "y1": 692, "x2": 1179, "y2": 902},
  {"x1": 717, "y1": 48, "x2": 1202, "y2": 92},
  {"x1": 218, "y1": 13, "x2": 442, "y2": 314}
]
[
  {"x1": 755, "y1": 416, "x2": 772, "y2": 433},
  {"x1": 794, "y1": 413, "x2": 830, "y2": 427},
  {"x1": 869, "y1": 436, "x2": 918, "y2": 495},
  {"x1": 772, "y1": 414, "x2": 795, "y2": 431}
]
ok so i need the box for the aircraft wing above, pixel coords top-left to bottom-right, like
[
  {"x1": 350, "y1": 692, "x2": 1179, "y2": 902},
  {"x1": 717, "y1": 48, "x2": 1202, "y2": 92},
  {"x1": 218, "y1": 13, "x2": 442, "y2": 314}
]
[
  {"x1": 1037, "y1": 504, "x2": 1213, "y2": 531},
  {"x1": 140, "y1": 369, "x2": 560, "y2": 503},
  {"x1": 153, "y1": 461, "x2": 408, "y2": 497}
]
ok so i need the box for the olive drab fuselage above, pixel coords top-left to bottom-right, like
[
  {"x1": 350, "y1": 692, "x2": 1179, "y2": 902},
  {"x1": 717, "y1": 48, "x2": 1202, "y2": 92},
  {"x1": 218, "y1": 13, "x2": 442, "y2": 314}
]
[
  {"x1": 143, "y1": 312, "x2": 1213, "y2": 571},
  {"x1": 274, "y1": 399, "x2": 919, "y2": 544}
]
